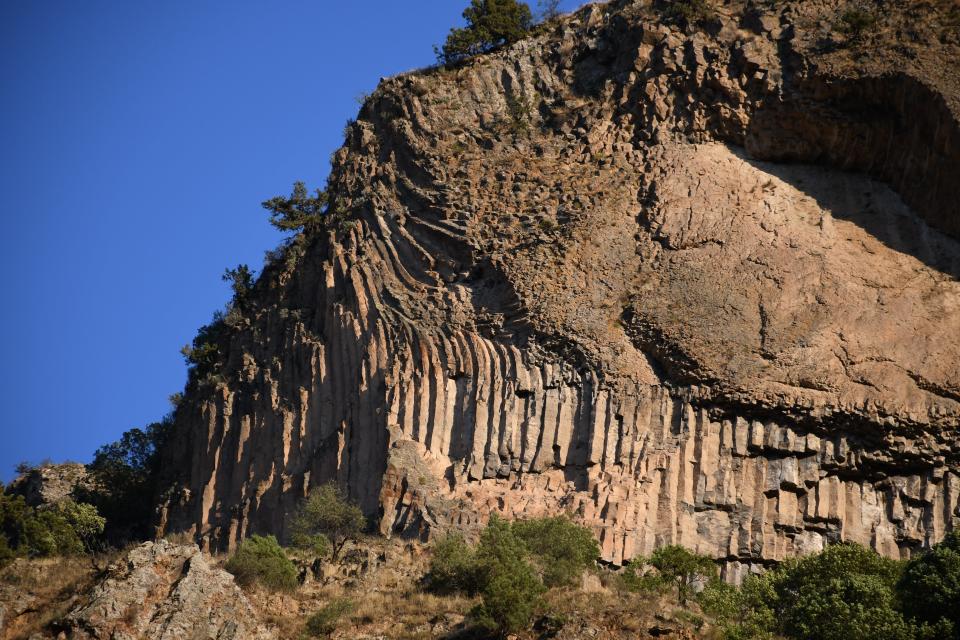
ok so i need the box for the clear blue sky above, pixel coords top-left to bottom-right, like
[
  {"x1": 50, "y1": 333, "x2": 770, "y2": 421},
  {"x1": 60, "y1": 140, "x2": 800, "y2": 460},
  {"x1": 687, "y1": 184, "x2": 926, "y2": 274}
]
[{"x1": 0, "y1": 0, "x2": 580, "y2": 481}]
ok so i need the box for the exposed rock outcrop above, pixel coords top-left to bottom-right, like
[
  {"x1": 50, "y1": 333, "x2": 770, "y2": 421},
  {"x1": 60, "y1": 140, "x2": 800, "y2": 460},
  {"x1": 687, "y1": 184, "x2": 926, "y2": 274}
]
[
  {"x1": 61, "y1": 540, "x2": 274, "y2": 640},
  {"x1": 6, "y1": 463, "x2": 90, "y2": 507},
  {"x1": 157, "y1": 0, "x2": 960, "y2": 580}
]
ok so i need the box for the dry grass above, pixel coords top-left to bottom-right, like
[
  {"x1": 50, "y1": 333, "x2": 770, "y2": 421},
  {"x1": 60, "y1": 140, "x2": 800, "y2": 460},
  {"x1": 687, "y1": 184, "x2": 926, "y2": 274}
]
[
  {"x1": 0, "y1": 554, "x2": 107, "y2": 639},
  {"x1": 250, "y1": 579, "x2": 476, "y2": 640}
]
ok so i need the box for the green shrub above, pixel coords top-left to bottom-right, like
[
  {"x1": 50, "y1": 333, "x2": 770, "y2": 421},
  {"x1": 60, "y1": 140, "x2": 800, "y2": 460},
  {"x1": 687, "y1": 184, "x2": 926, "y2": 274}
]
[
  {"x1": 714, "y1": 543, "x2": 913, "y2": 640},
  {"x1": 471, "y1": 516, "x2": 545, "y2": 634},
  {"x1": 662, "y1": 0, "x2": 714, "y2": 26},
  {"x1": 898, "y1": 530, "x2": 960, "y2": 638},
  {"x1": 304, "y1": 598, "x2": 354, "y2": 637},
  {"x1": 512, "y1": 515, "x2": 599, "y2": 587},
  {"x1": 426, "y1": 532, "x2": 481, "y2": 594},
  {"x1": 55, "y1": 500, "x2": 106, "y2": 552},
  {"x1": 621, "y1": 560, "x2": 670, "y2": 594},
  {"x1": 262, "y1": 181, "x2": 329, "y2": 233},
  {"x1": 225, "y1": 534, "x2": 298, "y2": 592},
  {"x1": 76, "y1": 418, "x2": 171, "y2": 545},
  {"x1": 697, "y1": 577, "x2": 776, "y2": 640},
  {"x1": 288, "y1": 483, "x2": 365, "y2": 561},
  {"x1": 0, "y1": 535, "x2": 13, "y2": 568},
  {"x1": 426, "y1": 515, "x2": 600, "y2": 634},
  {"x1": 0, "y1": 494, "x2": 104, "y2": 562},
  {"x1": 222, "y1": 264, "x2": 255, "y2": 310},
  {"x1": 473, "y1": 559, "x2": 545, "y2": 634},
  {"x1": 838, "y1": 6, "x2": 877, "y2": 40},
  {"x1": 770, "y1": 544, "x2": 909, "y2": 640},
  {"x1": 505, "y1": 93, "x2": 532, "y2": 134},
  {"x1": 625, "y1": 545, "x2": 716, "y2": 603},
  {"x1": 436, "y1": 0, "x2": 533, "y2": 65}
]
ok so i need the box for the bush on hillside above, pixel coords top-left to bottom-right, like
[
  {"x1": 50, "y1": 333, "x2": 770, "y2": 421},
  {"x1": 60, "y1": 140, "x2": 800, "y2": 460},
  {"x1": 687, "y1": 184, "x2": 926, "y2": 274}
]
[
  {"x1": 224, "y1": 534, "x2": 298, "y2": 592},
  {"x1": 222, "y1": 264, "x2": 255, "y2": 310},
  {"x1": 0, "y1": 493, "x2": 104, "y2": 565},
  {"x1": 304, "y1": 598, "x2": 354, "y2": 637},
  {"x1": 436, "y1": 0, "x2": 533, "y2": 65},
  {"x1": 55, "y1": 500, "x2": 106, "y2": 552},
  {"x1": 838, "y1": 6, "x2": 877, "y2": 41},
  {"x1": 262, "y1": 181, "x2": 329, "y2": 233},
  {"x1": 898, "y1": 530, "x2": 960, "y2": 638},
  {"x1": 426, "y1": 532, "x2": 481, "y2": 594},
  {"x1": 623, "y1": 545, "x2": 716, "y2": 603},
  {"x1": 470, "y1": 516, "x2": 546, "y2": 634},
  {"x1": 705, "y1": 542, "x2": 914, "y2": 640},
  {"x1": 661, "y1": 0, "x2": 715, "y2": 26},
  {"x1": 425, "y1": 515, "x2": 599, "y2": 633},
  {"x1": 766, "y1": 543, "x2": 911, "y2": 640},
  {"x1": 288, "y1": 483, "x2": 365, "y2": 561},
  {"x1": 512, "y1": 515, "x2": 599, "y2": 587},
  {"x1": 76, "y1": 418, "x2": 171, "y2": 545}
]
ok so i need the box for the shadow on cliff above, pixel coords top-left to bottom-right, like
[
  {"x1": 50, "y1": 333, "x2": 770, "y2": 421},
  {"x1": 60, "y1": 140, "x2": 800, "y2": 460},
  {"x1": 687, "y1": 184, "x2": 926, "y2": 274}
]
[{"x1": 738, "y1": 148, "x2": 960, "y2": 282}]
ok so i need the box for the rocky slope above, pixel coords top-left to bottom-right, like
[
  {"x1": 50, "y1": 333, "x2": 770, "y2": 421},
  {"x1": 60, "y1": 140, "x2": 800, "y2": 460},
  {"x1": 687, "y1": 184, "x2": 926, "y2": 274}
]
[
  {"x1": 157, "y1": 0, "x2": 960, "y2": 581},
  {"x1": 61, "y1": 541, "x2": 273, "y2": 640}
]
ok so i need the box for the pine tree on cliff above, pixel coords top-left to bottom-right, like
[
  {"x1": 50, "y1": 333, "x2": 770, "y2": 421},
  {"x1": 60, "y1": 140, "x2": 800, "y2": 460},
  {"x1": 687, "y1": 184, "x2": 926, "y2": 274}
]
[{"x1": 436, "y1": 0, "x2": 533, "y2": 65}]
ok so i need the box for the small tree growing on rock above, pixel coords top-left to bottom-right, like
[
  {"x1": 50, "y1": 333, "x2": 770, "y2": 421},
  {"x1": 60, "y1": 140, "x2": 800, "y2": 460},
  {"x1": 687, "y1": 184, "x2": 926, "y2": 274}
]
[
  {"x1": 289, "y1": 483, "x2": 365, "y2": 561},
  {"x1": 222, "y1": 264, "x2": 255, "y2": 310},
  {"x1": 436, "y1": 0, "x2": 533, "y2": 65},
  {"x1": 624, "y1": 544, "x2": 717, "y2": 603},
  {"x1": 262, "y1": 181, "x2": 329, "y2": 233}
]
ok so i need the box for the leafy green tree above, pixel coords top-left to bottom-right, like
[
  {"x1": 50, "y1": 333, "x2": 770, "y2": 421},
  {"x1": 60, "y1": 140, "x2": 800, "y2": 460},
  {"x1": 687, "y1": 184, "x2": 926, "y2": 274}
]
[
  {"x1": 76, "y1": 419, "x2": 171, "y2": 544},
  {"x1": 262, "y1": 181, "x2": 329, "y2": 232},
  {"x1": 624, "y1": 545, "x2": 716, "y2": 603},
  {"x1": 436, "y1": 0, "x2": 533, "y2": 65},
  {"x1": 426, "y1": 532, "x2": 481, "y2": 594},
  {"x1": 471, "y1": 516, "x2": 545, "y2": 634},
  {"x1": 898, "y1": 530, "x2": 960, "y2": 639},
  {"x1": 180, "y1": 339, "x2": 220, "y2": 372},
  {"x1": 512, "y1": 515, "x2": 599, "y2": 587},
  {"x1": 760, "y1": 543, "x2": 911, "y2": 640},
  {"x1": 288, "y1": 483, "x2": 365, "y2": 561},
  {"x1": 56, "y1": 500, "x2": 106, "y2": 552},
  {"x1": 225, "y1": 534, "x2": 299, "y2": 591},
  {"x1": 222, "y1": 264, "x2": 255, "y2": 309},
  {"x1": 0, "y1": 494, "x2": 103, "y2": 562},
  {"x1": 698, "y1": 575, "x2": 778, "y2": 640}
]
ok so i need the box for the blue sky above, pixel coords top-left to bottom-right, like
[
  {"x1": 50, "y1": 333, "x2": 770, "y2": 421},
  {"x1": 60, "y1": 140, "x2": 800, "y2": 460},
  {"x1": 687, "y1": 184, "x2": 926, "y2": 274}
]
[{"x1": 0, "y1": 0, "x2": 580, "y2": 481}]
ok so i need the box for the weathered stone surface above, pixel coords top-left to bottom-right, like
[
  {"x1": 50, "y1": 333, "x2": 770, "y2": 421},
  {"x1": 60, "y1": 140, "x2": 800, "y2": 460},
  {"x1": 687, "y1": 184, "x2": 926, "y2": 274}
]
[
  {"x1": 6, "y1": 463, "x2": 89, "y2": 507},
  {"x1": 62, "y1": 541, "x2": 273, "y2": 640},
  {"x1": 157, "y1": 0, "x2": 960, "y2": 580}
]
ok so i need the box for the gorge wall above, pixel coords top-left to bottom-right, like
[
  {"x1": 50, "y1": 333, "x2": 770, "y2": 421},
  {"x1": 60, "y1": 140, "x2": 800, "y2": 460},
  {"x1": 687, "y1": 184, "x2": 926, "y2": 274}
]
[{"x1": 157, "y1": 0, "x2": 960, "y2": 581}]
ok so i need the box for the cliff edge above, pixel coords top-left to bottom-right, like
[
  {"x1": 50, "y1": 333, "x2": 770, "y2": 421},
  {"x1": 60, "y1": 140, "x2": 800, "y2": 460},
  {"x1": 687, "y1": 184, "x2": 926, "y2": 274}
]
[{"x1": 157, "y1": 0, "x2": 960, "y2": 581}]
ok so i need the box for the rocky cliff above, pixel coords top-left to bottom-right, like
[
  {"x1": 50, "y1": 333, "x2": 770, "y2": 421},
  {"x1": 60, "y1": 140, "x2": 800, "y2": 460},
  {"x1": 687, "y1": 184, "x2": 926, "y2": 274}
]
[{"x1": 157, "y1": 0, "x2": 960, "y2": 581}]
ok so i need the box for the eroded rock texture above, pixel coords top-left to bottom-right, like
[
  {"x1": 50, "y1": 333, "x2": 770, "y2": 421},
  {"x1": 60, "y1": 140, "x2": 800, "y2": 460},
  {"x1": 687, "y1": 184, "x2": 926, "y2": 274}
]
[
  {"x1": 63, "y1": 541, "x2": 273, "y2": 640},
  {"x1": 158, "y1": 0, "x2": 960, "y2": 580}
]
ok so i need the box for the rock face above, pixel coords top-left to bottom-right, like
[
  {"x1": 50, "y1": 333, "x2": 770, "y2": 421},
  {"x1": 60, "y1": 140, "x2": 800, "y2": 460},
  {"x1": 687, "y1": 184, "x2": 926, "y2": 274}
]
[
  {"x1": 6, "y1": 463, "x2": 89, "y2": 507},
  {"x1": 62, "y1": 540, "x2": 273, "y2": 640},
  {"x1": 158, "y1": 0, "x2": 960, "y2": 580}
]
